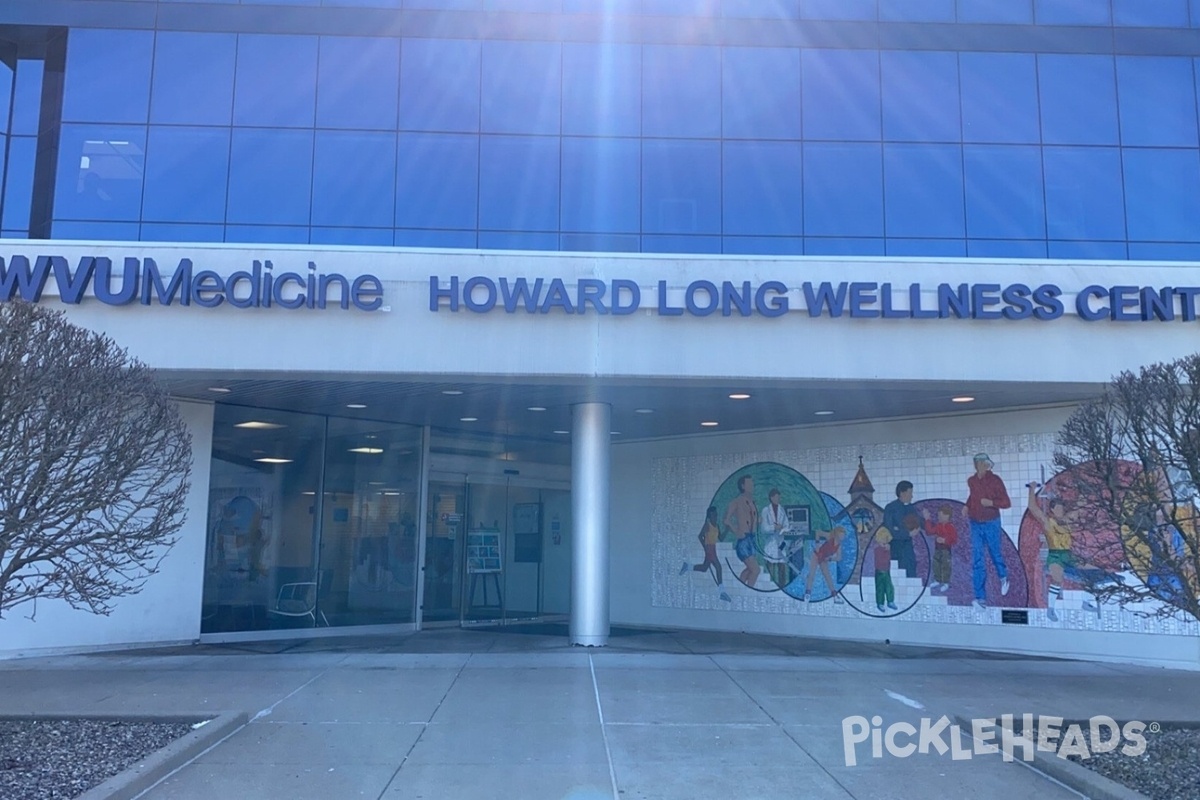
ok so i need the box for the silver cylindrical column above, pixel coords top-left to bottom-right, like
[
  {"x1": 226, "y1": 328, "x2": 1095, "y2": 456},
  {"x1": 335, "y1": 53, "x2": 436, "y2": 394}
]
[{"x1": 570, "y1": 402, "x2": 611, "y2": 647}]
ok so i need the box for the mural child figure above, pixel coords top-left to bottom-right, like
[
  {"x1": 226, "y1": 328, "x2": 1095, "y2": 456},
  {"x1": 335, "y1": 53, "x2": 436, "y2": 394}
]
[
  {"x1": 927, "y1": 505, "x2": 958, "y2": 592},
  {"x1": 1026, "y1": 482, "x2": 1100, "y2": 621},
  {"x1": 724, "y1": 474, "x2": 760, "y2": 587},
  {"x1": 802, "y1": 526, "x2": 846, "y2": 604},
  {"x1": 967, "y1": 453, "x2": 1011, "y2": 609},
  {"x1": 681, "y1": 505, "x2": 732, "y2": 602},
  {"x1": 873, "y1": 528, "x2": 897, "y2": 612},
  {"x1": 882, "y1": 481, "x2": 921, "y2": 578}
]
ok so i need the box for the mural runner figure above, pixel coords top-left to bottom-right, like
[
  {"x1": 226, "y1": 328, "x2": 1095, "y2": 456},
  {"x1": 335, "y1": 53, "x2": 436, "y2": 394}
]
[
  {"x1": 882, "y1": 481, "x2": 921, "y2": 577},
  {"x1": 1026, "y1": 482, "x2": 1100, "y2": 621},
  {"x1": 927, "y1": 505, "x2": 957, "y2": 593},
  {"x1": 681, "y1": 505, "x2": 732, "y2": 602},
  {"x1": 873, "y1": 528, "x2": 897, "y2": 612},
  {"x1": 724, "y1": 474, "x2": 760, "y2": 587},
  {"x1": 967, "y1": 453, "x2": 1011, "y2": 609},
  {"x1": 803, "y1": 526, "x2": 846, "y2": 604}
]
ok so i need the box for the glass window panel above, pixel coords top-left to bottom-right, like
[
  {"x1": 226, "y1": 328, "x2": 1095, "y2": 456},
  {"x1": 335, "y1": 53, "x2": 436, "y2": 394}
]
[
  {"x1": 883, "y1": 143, "x2": 965, "y2": 238},
  {"x1": 967, "y1": 239, "x2": 1048, "y2": 257},
  {"x1": 802, "y1": 50, "x2": 881, "y2": 141},
  {"x1": 140, "y1": 222, "x2": 225, "y2": 242},
  {"x1": 722, "y1": 48, "x2": 801, "y2": 140},
  {"x1": 11, "y1": 60, "x2": 43, "y2": 135},
  {"x1": 481, "y1": 41, "x2": 560, "y2": 135},
  {"x1": 722, "y1": 236, "x2": 805, "y2": 255},
  {"x1": 1128, "y1": 242, "x2": 1200, "y2": 260},
  {"x1": 312, "y1": 130, "x2": 397, "y2": 228},
  {"x1": 642, "y1": 139, "x2": 721, "y2": 235},
  {"x1": 396, "y1": 133, "x2": 478, "y2": 230},
  {"x1": 1043, "y1": 146, "x2": 1125, "y2": 241},
  {"x1": 799, "y1": 0, "x2": 877, "y2": 20},
  {"x1": 1123, "y1": 148, "x2": 1200, "y2": 242},
  {"x1": 1048, "y1": 240, "x2": 1128, "y2": 259},
  {"x1": 722, "y1": 140, "x2": 803, "y2": 236},
  {"x1": 395, "y1": 228, "x2": 477, "y2": 248},
  {"x1": 642, "y1": 0, "x2": 714, "y2": 14},
  {"x1": 878, "y1": 0, "x2": 955, "y2": 21},
  {"x1": 1035, "y1": 0, "x2": 1111, "y2": 24},
  {"x1": 202, "y1": 407, "x2": 324, "y2": 634},
  {"x1": 54, "y1": 125, "x2": 146, "y2": 222},
  {"x1": 1117, "y1": 57, "x2": 1198, "y2": 147},
  {"x1": 565, "y1": 0, "x2": 637, "y2": 10},
  {"x1": 51, "y1": 221, "x2": 140, "y2": 241},
  {"x1": 1113, "y1": 0, "x2": 1188, "y2": 26},
  {"x1": 960, "y1": 53, "x2": 1039, "y2": 144},
  {"x1": 316, "y1": 37, "x2": 399, "y2": 130},
  {"x1": 881, "y1": 51, "x2": 960, "y2": 143},
  {"x1": 560, "y1": 232, "x2": 640, "y2": 252},
  {"x1": 721, "y1": 0, "x2": 802, "y2": 19},
  {"x1": 225, "y1": 225, "x2": 310, "y2": 244},
  {"x1": 0, "y1": 134, "x2": 7, "y2": 213},
  {"x1": 803, "y1": 142, "x2": 884, "y2": 237},
  {"x1": 227, "y1": 129, "x2": 314, "y2": 225},
  {"x1": 1, "y1": 135, "x2": 35, "y2": 231},
  {"x1": 63, "y1": 30, "x2": 152, "y2": 124},
  {"x1": 805, "y1": 238, "x2": 886, "y2": 256},
  {"x1": 562, "y1": 43, "x2": 641, "y2": 137},
  {"x1": 1039, "y1": 54, "x2": 1119, "y2": 145},
  {"x1": 478, "y1": 231, "x2": 559, "y2": 250},
  {"x1": 405, "y1": 0, "x2": 477, "y2": 7},
  {"x1": 399, "y1": 38, "x2": 481, "y2": 133},
  {"x1": 143, "y1": 126, "x2": 231, "y2": 224},
  {"x1": 486, "y1": 0, "x2": 561, "y2": 10},
  {"x1": 310, "y1": 227, "x2": 393, "y2": 246},
  {"x1": 963, "y1": 144, "x2": 1045, "y2": 239},
  {"x1": 886, "y1": 238, "x2": 967, "y2": 257},
  {"x1": 957, "y1": 0, "x2": 1033, "y2": 22},
  {"x1": 0, "y1": 61, "x2": 14, "y2": 135},
  {"x1": 150, "y1": 32, "x2": 237, "y2": 125},
  {"x1": 560, "y1": 137, "x2": 640, "y2": 234},
  {"x1": 233, "y1": 34, "x2": 318, "y2": 128},
  {"x1": 641, "y1": 234, "x2": 722, "y2": 254},
  {"x1": 642, "y1": 46, "x2": 721, "y2": 138},
  {"x1": 1, "y1": 232, "x2": 26, "y2": 240},
  {"x1": 479, "y1": 135, "x2": 559, "y2": 232}
]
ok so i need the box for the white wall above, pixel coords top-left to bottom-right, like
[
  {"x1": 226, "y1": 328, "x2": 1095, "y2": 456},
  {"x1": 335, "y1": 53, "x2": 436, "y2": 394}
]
[{"x1": 0, "y1": 400, "x2": 213, "y2": 658}]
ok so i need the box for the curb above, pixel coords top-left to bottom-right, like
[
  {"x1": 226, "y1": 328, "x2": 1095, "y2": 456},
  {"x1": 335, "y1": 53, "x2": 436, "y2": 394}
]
[
  {"x1": 74, "y1": 711, "x2": 249, "y2": 800},
  {"x1": 953, "y1": 715, "x2": 1152, "y2": 800}
]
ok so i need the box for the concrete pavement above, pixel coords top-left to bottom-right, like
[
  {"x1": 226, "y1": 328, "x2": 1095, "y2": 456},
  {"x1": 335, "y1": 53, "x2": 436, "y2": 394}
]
[{"x1": 2, "y1": 624, "x2": 1196, "y2": 799}]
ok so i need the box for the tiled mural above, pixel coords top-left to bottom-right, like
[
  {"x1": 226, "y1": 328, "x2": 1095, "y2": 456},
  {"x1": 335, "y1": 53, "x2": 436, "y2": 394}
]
[{"x1": 653, "y1": 434, "x2": 1200, "y2": 636}]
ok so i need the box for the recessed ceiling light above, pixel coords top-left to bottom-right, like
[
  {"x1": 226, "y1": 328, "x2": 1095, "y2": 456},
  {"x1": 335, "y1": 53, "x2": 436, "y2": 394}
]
[
  {"x1": 814, "y1": 410, "x2": 835, "y2": 416},
  {"x1": 460, "y1": 416, "x2": 478, "y2": 422},
  {"x1": 554, "y1": 430, "x2": 569, "y2": 434},
  {"x1": 302, "y1": 491, "x2": 316, "y2": 496},
  {"x1": 634, "y1": 408, "x2": 654, "y2": 414},
  {"x1": 951, "y1": 396, "x2": 976, "y2": 403},
  {"x1": 255, "y1": 457, "x2": 293, "y2": 464},
  {"x1": 610, "y1": 431, "x2": 622, "y2": 435},
  {"x1": 443, "y1": 390, "x2": 464, "y2": 396},
  {"x1": 207, "y1": 387, "x2": 231, "y2": 394},
  {"x1": 235, "y1": 421, "x2": 286, "y2": 430},
  {"x1": 346, "y1": 403, "x2": 367, "y2": 409},
  {"x1": 348, "y1": 446, "x2": 384, "y2": 454},
  {"x1": 701, "y1": 421, "x2": 719, "y2": 427},
  {"x1": 527, "y1": 406, "x2": 547, "y2": 412},
  {"x1": 382, "y1": 491, "x2": 401, "y2": 496},
  {"x1": 728, "y1": 393, "x2": 751, "y2": 400}
]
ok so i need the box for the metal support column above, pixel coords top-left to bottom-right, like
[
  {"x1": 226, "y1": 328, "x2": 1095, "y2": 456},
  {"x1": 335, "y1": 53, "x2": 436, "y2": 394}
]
[{"x1": 570, "y1": 402, "x2": 611, "y2": 647}]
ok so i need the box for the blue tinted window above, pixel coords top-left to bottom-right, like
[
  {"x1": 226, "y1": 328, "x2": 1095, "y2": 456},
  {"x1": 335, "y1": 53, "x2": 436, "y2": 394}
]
[
  {"x1": 317, "y1": 37, "x2": 399, "y2": 130},
  {"x1": 405, "y1": 0, "x2": 477, "y2": 7},
  {"x1": 150, "y1": 32, "x2": 236, "y2": 125},
  {"x1": 396, "y1": 133, "x2": 478, "y2": 229},
  {"x1": 565, "y1": 0, "x2": 636, "y2": 11},
  {"x1": 886, "y1": 238, "x2": 967, "y2": 257},
  {"x1": 642, "y1": 235, "x2": 722, "y2": 254},
  {"x1": 642, "y1": 139, "x2": 721, "y2": 234},
  {"x1": 722, "y1": 141, "x2": 803, "y2": 235},
  {"x1": 561, "y1": 137, "x2": 640, "y2": 234},
  {"x1": 63, "y1": 30, "x2": 152, "y2": 124},
  {"x1": 310, "y1": 227, "x2": 393, "y2": 246},
  {"x1": 967, "y1": 240, "x2": 1048, "y2": 258},
  {"x1": 1117, "y1": 58, "x2": 1198, "y2": 147},
  {"x1": 878, "y1": 0, "x2": 954, "y2": 21},
  {"x1": 399, "y1": 39, "x2": 480, "y2": 133},
  {"x1": 479, "y1": 135, "x2": 559, "y2": 231},
  {"x1": 226, "y1": 129, "x2": 314, "y2": 225},
  {"x1": 0, "y1": 62, "x2": 12, "y2": 134},
  {"x1": 721, "y1": 0, "x2": 802, "y2": 19},
  {"x1": 806, "y1": 238, "x2": 886, "y2": 256},
  {"x1": 722, "y1": 236, "x2": 805, "y2": 255},
  {"x1": 143, "y1": 127, "x2": 231, "y2": 223},
  {"x1": 1113, "y1": 0, "x2": 1188, "y2": 26},
  {"x1": 963, "y1": 145, "x2": 1045, "y2": 239},
  {"x1": 478, "y1": 231, "x2": 559, "y2": 250},
  {"x1": 487, "y1": 0, "x2": 562, "y2": 10},
  {"x1": 803, "y1": 142, "x2": 884, "y2": 237},
  {"x1": 1035, "y1": 0, "x2": 1111, "y2": 24},
  {"x1": 1048, "y1": 241, "x2": 1128, "y2": 259},
  {"x1": 802, "y1": 50, "x2": 881, "y2": 141},
  {"x1": 957, "y1": 0, "x2": 1032, "y2": 22},
  {"x1": 723, "y1": 48, "x2": 801, "y2": 140},
  {"x1": 643, "y1": 0, "x2": 713, "y2": 14},
  {"x1": 562, "y1": 44, "x2": 641, "y2": 137},
  {"x1": 312, "y1": 131, "x2": 396, "y2": 228},
  {"x1": 54, "y1": 125, "x2": 146, "y2": 222},
  {"x1": 1, "y1": 136, "x2": 35, "y2": 230},
  {"x1": 799, "y1": 0, "x2": 877, "y2": 20},
  {"x1": 643, "y1": 46, "x2": 721, "y2": 138},
  {"x1": 1043, "y1": 146, "x2": 1125, "y2": 240},
  {"x1": 225, "y1": 225, "x2": 309, "y2": 244},
  {"x1": 481, "y1": 41, "x2": 560, "y2": 135},
  {"x1": 561, "y1": 233, "x2": 640, "y2": 252},
  {"x1": 52, "y1": 221, "x2": 140, "y2": 241},
  {"x1": 395, "y1": 229, "x2": 477, "y2": 248},
  {"x1": 960, "y1": 53, "x2": 1039, "y2": 143},
  {"x1": 883, "y1": 144, "x2": 964, "y2": 238},
  {"x1": 1123, "y1": 148, "x2": 1200, "y2": 242},
  {"x1": 1039, "y1": 55, "x2": 1118, "y2": 145},
  {"x1": 233, "y1": 35, "x2": 318, "y2": 127},
  {"x1": 11, "y1": 60, "x2": 43, "y2": 135},
  {"x1": 1128, "y1": 242, "x2": 1200, "y2": 260},
  {"x1": 881, "y1": 51, "x2": 959, "y2": 142},
  {"x1": 140, "y1": 222, "x2": 225, "y2": 243}
]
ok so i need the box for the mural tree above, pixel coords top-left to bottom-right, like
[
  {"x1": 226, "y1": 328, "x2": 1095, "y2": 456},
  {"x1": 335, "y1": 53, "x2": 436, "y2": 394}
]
[
  {"x1": 1054, "y1": 353, "x2": 1200, "y2": 621},
  {"x1": 0, "y1": 301, "x2": 192, "y2": 619}
]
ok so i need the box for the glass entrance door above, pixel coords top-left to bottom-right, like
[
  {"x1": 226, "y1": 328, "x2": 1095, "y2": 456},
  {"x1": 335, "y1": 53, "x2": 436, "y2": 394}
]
[{"x1": 421, "y1": 479, "x2": 467, "y2": 624}]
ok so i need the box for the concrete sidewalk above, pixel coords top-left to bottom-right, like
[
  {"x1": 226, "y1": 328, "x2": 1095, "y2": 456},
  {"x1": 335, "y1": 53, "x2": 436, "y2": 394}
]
[{"x1": 2, "y1": 625, "x2": 1197, "y2": 799}]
